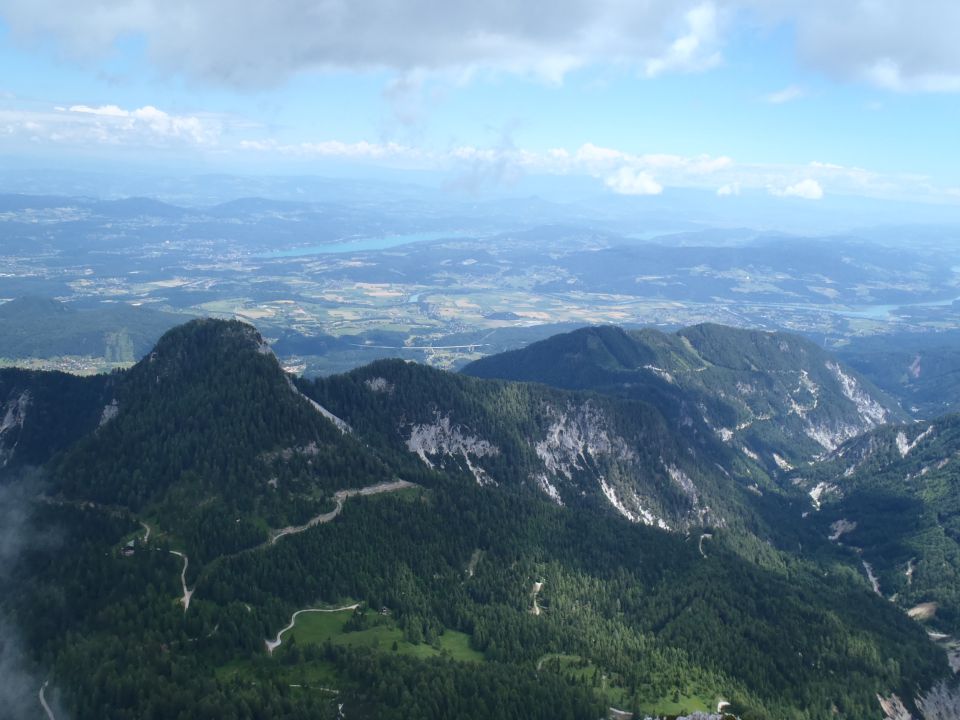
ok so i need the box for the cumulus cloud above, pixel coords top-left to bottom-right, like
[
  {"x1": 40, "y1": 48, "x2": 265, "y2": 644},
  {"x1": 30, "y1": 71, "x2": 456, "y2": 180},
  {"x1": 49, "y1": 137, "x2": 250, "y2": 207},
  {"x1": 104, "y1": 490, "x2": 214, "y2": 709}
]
[
  {"x1": 0, "y1": 103, "x2": 224, "y2": 147},
  {"x1": 234, "y1": 133, "x2": 951, "y2": 202},
  {"x1": 0, "y1": 0, "x2": 723, "y2": 87},
  {"x1": 570, "y1": 143, "x2": 731, "y2": 177},
  {"x1": 764, "y1": 84, "x2": 804, "y2": 103},
  {"x1": 3, "y1": 97, "x2": 952, "y2": 202},
  {"x1": 605, "y1": 168, "x2": 663, "y2": 196},
  {"x1": 240, "y1": 138, "x2": 420, "y2": 160},
  {"x1": 863, "y1": 58, "x2": 960, "y2": 93},
  {"x1": 770, "y1": 178, "x2": 824, "y2": 200},
  {"x1": 71, "y1": 104, "x2": 219, "y2": 143},
  {"x1": 3, "y1": 1, "x2": 958, "y2": 93},
  {"x1": 758, "y1": 0, "x2": 960, "y2": 93},
  {"x1": 644, "y1": 3, "x2": 722, "y2": 77}
]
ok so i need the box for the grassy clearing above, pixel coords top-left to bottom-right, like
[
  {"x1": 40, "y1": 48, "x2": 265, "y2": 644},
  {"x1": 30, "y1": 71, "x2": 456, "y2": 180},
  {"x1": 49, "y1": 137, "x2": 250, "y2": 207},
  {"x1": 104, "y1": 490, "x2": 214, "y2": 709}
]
[
  {"x1": 287, "y1": 607, "x2": 483, "y2": 662},
  {"x1": 535, "y1": 653, "x2": 714, "y2": 716},
  {"x1": 646, "y1": 692, "x2": 712, "y2": 716},
  {"x1": 216, "y1": 596, "x2": 482, "y2": 690}
]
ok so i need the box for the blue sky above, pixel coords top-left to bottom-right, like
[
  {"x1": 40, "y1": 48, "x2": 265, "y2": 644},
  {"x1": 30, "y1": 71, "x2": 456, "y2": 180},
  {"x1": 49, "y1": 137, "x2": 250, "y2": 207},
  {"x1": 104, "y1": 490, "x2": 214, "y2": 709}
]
[{"x1": 1, "y1": 1, "x2": 959, "y2": 206}]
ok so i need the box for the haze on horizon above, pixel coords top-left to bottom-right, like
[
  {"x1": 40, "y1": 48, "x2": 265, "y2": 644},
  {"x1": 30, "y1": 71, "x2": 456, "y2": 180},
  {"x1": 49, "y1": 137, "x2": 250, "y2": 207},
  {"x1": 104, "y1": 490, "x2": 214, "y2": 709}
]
[{"x1": 0, "y1": 0, "x2": 958, "y2": 230}]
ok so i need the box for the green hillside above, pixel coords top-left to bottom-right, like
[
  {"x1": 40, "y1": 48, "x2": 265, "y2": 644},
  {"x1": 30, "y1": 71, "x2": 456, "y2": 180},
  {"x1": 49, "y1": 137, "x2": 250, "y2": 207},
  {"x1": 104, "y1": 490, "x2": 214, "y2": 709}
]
[
  {"x1": 0, "y1": 319, "x2": 953, "y2": 720},
  {"x1": 0, "y1": 296, "x2": 185, "y2": 362},
  {"x1": 465, "y1": 324, "x2": 907, "y2": 475},
  {"x1": 836, "y1": 330, "x2": 960, "y2": 419},
  {"x1": 795, "y1": 415, "x2": 960, "y2": 637}
]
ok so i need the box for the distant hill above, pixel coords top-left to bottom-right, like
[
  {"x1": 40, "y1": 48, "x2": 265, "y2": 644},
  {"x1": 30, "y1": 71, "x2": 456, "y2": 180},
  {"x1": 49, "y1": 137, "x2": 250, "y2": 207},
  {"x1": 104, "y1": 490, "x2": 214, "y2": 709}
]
[
  {"x1": 464, "y1": 324, "x2": 907, "y2": 474},
  {"x1": 0, "y1": 297, "x2": 186, "y2": 362},
  {"x1": 835, "y1": 330, "x2": 960, "y2": 419}
]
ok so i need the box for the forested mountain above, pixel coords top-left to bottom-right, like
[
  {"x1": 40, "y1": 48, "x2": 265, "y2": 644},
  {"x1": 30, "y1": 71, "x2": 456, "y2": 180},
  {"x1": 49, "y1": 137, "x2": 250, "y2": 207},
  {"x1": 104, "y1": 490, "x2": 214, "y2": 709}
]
[
  {"x1": 0, "y1": 319, "x2": 956, "y2": 720},
  {"x1": 464, "y1": 324, "x2": 906, "y2": 476},
  {"x1": 53, "y1": 319, "x2": 397, "y2": 560},
  {"x1": 0, "y1": 367, "x2": 114, "y2": 468},
  {"x1": 836, "y1": 330, "x2": 960, "y2": 419},
  {"x1": 793, "y1": 414, "x2": 960, "y2": 642},
  {"x1": 301, "y1": 358, "x2": 769, "y2": 533}
]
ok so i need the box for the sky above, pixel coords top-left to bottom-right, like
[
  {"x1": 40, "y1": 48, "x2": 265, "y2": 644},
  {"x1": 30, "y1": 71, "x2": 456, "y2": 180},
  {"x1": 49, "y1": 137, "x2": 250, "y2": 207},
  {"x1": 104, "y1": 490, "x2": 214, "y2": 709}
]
[{"x1": 1, "y1": 0, "x2": 959, "y2": 206}]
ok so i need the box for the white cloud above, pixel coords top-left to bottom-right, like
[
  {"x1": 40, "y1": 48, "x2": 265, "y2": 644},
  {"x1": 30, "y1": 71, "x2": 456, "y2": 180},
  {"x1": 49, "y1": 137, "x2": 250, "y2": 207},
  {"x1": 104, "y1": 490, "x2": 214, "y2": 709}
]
[
  {"x1": 0, "y1": 103, "x2": 224, "y2": 147},
  {"x1": 770, "y1": 178, "x2": 824, "y2": 200},
  {"x1": 3, "y1": 0, "x2": 959, "y2": 94},
  {"x1": 4, "y1": 96, "x2": 955, "y2": 204},
  {"x1": 764, "y1": 84, "x2": 804, "y2": 103},
  {"x1": 570, "y1": 144, "x2": 731, "y2": 177},
  {"x1": 0, "y1": 0, "x2": 727, "y2": 87},
  {"x1": 759, "y1": 0, "x2": 960, "y2": 93},
  {"x1": 644, "y1": 2, "x2": 723, "y2": 77},
  {"x1": 575, "y1": 142, "x2": 629, "y2": 166},
  {"x1": 233, "y1": 135, "x2": 953, "y2": 203},
  {"x1": 863, "y1": 58, "x2": 960, "y2": 93},
  {"x1": 1, "y1": 0, "x2": 959, "y2": 95},
  {"x1": 604, "y1": 168, "x2": 663, "y2": 196},
  {"x1": 69, "y1": 104, "x2": 130, "y2": 118},
  {"x1": 238, "y1": 138, "x2": 426, "y2": 166}
]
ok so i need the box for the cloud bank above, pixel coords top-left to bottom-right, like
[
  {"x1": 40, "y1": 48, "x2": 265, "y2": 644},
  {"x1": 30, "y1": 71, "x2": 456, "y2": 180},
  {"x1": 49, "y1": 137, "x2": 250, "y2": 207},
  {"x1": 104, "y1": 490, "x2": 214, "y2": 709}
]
[
  {"x1": 0, "y1": 104, "x2": 224, "y2": 147},
  {"x1": 774, "y1": 0, "x2": 960, "y2": 93},
  {"x1": 0, "y1": 0, "x2": 725, "y2": 87},
  {"x1": 4, "y1": 100, "x2": 958, "y2": 203},
  {"x1": 2, "y1": 1, "x2": 959, "y2": 92}
]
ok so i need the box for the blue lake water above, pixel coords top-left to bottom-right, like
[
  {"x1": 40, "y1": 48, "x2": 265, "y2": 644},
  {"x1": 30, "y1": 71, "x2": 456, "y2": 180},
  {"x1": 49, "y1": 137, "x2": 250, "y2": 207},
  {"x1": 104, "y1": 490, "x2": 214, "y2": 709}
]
[{"x1": 259, "y1": 231, "x2": 466, "y2": 258}]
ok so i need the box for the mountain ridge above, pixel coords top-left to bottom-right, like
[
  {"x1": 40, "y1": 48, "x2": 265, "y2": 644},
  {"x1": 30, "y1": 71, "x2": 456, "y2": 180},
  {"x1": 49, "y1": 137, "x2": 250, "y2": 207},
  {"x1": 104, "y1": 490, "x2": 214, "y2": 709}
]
[
  {"x1": 464, "y1": 323, "x2": 906, "y2": 475},
  {"x1": 1, "y1": 317, "x2": 956, "y2": 720}
]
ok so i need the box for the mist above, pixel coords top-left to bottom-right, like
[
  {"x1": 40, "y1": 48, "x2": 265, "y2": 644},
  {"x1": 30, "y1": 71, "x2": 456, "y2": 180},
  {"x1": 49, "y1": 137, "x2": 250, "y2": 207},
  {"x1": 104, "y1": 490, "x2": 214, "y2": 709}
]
[{"x1": 0, "y1": 471, "x2": 67, "y2": 720}]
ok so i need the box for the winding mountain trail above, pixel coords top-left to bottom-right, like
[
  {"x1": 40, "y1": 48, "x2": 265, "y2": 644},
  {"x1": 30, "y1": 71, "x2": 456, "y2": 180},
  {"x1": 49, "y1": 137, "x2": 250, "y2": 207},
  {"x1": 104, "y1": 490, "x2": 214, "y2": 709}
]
[
  {"x1": 38, "y1": 681, "x2": 56, "y2": 720},
  {"x1": 169, "y1": 551, "x2": 194, "y2": 611},
  {"x1": 265, "y1": 604, "x2": 361, "y2": 654},
  {"x1": 151, "y1": 481, "x2": 415, "y2": 616},
  {"x1": 269, "y1": 480, "x2": 415, "y2": 544},
  {"x1": 141, "y1": 521, "x2": 151, "y2": 543},
  {"x1": 699, "y1": 532, "x2": 713, "y2": 558}
]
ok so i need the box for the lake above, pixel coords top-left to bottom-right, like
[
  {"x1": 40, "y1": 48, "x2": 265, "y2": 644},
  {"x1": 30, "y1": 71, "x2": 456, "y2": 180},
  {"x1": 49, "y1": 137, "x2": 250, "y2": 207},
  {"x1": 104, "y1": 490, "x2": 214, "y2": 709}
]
[{"x1": 259, "y1": 231, "x2": 468, "y2": 258}]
